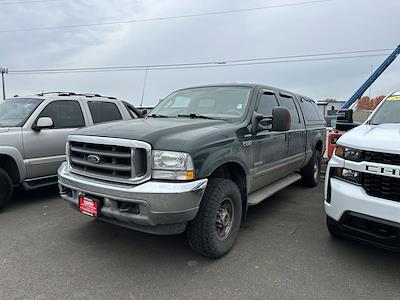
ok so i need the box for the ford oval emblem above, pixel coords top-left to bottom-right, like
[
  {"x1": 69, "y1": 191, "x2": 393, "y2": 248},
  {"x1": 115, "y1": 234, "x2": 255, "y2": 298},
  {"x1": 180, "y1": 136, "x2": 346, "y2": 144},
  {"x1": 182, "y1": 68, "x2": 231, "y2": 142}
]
[{"x1": 87, "y1": 155, "x2": 101, "y2": 164}]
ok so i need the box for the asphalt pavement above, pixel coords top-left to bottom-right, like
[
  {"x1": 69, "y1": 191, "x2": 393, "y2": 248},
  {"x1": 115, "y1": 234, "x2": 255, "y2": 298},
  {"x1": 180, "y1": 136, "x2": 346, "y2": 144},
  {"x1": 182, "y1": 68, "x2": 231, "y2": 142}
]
[{"x1": 1, "y1": 181, "x2": 400, "y2": 299}]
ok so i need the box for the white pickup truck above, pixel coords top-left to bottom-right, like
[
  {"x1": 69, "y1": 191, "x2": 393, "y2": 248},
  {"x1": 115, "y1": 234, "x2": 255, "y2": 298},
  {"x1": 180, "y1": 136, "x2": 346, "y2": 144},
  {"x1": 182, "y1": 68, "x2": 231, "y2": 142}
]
[{"x1": 325, "y1": 92, "x2": 400, "y2": 250}]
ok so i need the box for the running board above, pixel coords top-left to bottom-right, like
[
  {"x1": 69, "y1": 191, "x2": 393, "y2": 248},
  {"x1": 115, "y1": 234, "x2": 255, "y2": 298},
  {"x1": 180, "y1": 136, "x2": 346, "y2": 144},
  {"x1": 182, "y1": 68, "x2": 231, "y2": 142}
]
[
  {"x1": 22, "y1": 176, "x2": 58, "y2": 190},
  {"x1": 247, "y1": 173, "x2": 301, "y2": 206}
]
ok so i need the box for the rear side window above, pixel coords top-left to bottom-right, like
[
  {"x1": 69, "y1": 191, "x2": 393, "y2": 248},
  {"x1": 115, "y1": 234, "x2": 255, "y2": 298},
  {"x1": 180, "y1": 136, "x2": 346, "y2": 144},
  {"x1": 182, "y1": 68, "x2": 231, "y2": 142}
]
[
  {"x1": 257, "y1": 92, "x2": 279, "y2": 116},
  {"x1": 300, "y1": 98, "x2": 324, "y2": 121},
  {"x1": 88, "y1": 102, "x2": 122, "y2": 124},
  {"x1": 38, "y1": 100, "x2": 85, "y2": 129},
  {"x1": 279, "y1": 94, "x2": 301, "y2": 125}
]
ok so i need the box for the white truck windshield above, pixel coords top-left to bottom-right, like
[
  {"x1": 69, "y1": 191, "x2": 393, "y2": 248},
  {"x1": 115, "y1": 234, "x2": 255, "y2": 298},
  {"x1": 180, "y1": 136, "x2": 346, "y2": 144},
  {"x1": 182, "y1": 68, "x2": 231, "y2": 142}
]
[{"x1": 370, "y1": 95, "x2": 400, "y2": 125}]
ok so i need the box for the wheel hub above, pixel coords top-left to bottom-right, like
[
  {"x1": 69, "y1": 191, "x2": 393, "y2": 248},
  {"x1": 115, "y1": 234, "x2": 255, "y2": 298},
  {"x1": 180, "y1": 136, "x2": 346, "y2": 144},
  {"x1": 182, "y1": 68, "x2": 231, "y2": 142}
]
[{"x1": 215, "y1": 198, "x2": 234, "y2": 240}]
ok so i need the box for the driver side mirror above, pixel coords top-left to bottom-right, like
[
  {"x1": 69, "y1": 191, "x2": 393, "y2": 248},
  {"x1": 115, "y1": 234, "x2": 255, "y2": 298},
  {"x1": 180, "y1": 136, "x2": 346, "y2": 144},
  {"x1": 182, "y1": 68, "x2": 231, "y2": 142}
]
[
  {"x1": 271, "y1": 107, "x2": 291, "y2": 131},
  {"x1": 254, "y1": 107, "x2": 291, "y2": 133},
  {"x1": 33, "y1": 117, "x2": 54, "y2": 131},
  {"x1": 141, "y1": 109, "x2": 148, "y2": 117}
]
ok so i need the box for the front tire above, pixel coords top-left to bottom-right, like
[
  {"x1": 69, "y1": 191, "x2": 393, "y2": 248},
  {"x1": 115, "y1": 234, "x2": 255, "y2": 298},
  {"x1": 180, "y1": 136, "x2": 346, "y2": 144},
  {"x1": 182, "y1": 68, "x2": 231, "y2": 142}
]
[
  {"x1": 187, "y1": 178, "x2": 242, "y2": 259},
  {"x1": 0, "y1": 168, "x2": 12, "y2": 210},
  {"x1": 301, "y1": 149, "x2": 321, "y2": 187}
]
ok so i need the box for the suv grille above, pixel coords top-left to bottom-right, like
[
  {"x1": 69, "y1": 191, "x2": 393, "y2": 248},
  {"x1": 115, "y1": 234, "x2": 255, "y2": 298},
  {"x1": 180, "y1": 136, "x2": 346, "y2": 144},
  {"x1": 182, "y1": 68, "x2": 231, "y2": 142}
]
[
  {"x1": 364, "y1": 151, "x2": 400, "y2": 166},
  {"x1": 68, "y1": 137, "x2": 151, "y2": 184},
  {"x1": 363, "y1": 173, "x2": 400, "y2": 202}
]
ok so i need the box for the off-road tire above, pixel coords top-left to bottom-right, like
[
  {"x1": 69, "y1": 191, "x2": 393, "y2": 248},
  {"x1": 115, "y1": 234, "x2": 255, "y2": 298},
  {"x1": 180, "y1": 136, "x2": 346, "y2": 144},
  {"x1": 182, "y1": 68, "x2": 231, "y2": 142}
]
[
  {"x1": 301, "y1": 149, "x2": 321, "y2": 187},
  {"x1": 0, "y1": 168, "x2": 12, "y2": 210},
  {"x1": 187, "y1": 178, "x2": 242, "y2": 259}
]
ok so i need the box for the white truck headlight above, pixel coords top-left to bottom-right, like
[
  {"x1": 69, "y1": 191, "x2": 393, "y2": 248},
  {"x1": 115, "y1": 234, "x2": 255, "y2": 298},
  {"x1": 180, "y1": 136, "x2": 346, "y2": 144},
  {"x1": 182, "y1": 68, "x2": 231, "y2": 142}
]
[
  {"x1": 152, "y1": 150, "x2": 195, "y2": 180},
  {"x1": 335, "y1": 146, "x2": 363, "y2": 162}
]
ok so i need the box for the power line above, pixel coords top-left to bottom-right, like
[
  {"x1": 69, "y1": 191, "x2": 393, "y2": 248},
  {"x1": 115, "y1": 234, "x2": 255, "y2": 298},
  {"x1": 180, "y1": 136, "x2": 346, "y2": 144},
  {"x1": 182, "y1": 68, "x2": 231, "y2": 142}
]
[
  {"x1": 9, "y1": 48, "x2": 392, "y2": 74},
  {"x1": 0, "y1": 0, "x2": 334, "y2": 33},
  {"x1": 7, "y1": 50, "x2": 393, "y2": 75},
  {"x1": 0, "y1": 0, "x2": 62, "y2": 5}
]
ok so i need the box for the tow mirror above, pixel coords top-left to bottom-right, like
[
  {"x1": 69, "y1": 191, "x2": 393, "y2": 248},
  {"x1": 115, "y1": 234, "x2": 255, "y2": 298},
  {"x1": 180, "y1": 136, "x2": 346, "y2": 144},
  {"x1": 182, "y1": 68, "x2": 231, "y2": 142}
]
[
  {"x1": 335, "y1": 109, "x2": 360, "y2": 131},
  {"x1": 272, "y1": 107, "x2": 291, "y2": 131},
  {"x1": 33, "y1": 117, "x2": 54, "y2": 131},
  {"x1": 257, "y1": 116, "x2": 273, "y2": 132}
]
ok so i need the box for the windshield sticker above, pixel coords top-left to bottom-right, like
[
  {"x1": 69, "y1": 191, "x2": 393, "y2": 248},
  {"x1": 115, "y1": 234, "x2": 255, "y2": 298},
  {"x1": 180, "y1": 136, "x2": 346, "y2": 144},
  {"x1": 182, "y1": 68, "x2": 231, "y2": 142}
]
[{"x1": 387, "y1": 96, "x2": 400, "y2": 101}]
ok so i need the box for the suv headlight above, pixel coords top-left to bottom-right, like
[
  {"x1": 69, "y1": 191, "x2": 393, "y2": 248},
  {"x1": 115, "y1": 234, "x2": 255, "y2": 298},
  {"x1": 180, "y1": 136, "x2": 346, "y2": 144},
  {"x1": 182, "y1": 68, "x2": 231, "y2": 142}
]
[
  {"x1": 335, "y1": 146, "x2": 363, "y2": 162},
  {"x1": 152, "y1": 150, "x2": 195, "y2": 180}
]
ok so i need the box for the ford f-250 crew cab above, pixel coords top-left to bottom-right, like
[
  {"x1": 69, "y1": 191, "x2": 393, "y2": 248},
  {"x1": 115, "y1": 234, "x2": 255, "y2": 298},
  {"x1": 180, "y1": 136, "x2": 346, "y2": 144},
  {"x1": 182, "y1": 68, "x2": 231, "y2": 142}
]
[
  {"x1": 325, "y1": 92, "x2": 400, "y2": 250},
  {"x1": 58, "y1": 84, "x2": 326, "y2": 258}
]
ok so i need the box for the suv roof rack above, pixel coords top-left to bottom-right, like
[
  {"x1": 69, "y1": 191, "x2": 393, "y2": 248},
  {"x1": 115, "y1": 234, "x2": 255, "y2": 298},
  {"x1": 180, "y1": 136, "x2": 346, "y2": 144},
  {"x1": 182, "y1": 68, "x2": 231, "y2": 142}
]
[{"x1": 36, "y1": 92, "x2": 118, "y2": 100}]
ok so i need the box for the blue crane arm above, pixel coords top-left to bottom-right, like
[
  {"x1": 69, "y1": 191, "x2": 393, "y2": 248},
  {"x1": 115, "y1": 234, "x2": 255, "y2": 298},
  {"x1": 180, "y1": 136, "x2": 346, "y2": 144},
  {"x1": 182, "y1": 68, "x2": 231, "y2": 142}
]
[{"x1": 342, "y1": 45, "x2": 400, "y2": 109}]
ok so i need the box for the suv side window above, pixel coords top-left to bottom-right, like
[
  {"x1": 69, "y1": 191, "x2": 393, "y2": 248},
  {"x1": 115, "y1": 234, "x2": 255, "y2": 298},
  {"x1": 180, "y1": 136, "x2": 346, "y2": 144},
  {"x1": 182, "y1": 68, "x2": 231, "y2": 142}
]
[
  {"x1": 279, "y1": 94, "x2": 301, "y2": 126},
  {"x1": 122, "y1": 101, "x2": 139, "y2": 118},
  {"x1": 257, "y1": 92, "x2": 279, "y2": 116},
  {"x1": 88, "y1": 101, "x2": 123, "y2": 124},
  {"x1": 38, "y1": 100, "x2": 85, "y2": 129}
]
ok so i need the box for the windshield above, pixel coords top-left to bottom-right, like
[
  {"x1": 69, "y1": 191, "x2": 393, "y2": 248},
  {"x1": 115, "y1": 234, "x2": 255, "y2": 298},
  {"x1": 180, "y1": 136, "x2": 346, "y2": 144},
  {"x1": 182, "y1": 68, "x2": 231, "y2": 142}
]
[
  {"x1": 370, "y1": 95, "x2": 400, "y2": 125},
  {"x1": 0, "y1": 98, "x2": 43, "y2": 127},
  {"x1": 149, "y1": 87, "x2": 252, "y2": 119}
]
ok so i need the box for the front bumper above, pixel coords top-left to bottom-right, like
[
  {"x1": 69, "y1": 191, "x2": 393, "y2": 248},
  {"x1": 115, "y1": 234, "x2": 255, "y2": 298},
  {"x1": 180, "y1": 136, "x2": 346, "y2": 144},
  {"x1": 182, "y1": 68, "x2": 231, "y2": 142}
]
[
  {"x1": 325, "y1": 155, "x2": 400, "y2": 249},
  {"x1": 58, "y1": 163, "x2": 207, "y2": 235}
]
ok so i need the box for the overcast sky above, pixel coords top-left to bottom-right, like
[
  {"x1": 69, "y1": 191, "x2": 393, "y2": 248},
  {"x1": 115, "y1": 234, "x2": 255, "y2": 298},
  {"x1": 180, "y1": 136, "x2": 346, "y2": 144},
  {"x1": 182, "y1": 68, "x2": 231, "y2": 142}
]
[{"x1": 0, "y1": 0, "x2": 399, "y2": 106}]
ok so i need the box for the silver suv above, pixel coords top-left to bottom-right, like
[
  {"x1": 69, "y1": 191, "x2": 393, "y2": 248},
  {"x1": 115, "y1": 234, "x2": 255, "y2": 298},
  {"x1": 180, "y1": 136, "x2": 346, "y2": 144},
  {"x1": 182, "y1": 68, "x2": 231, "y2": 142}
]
[{"x1": 0, "y1": 92, "x2": 140, "y2": 209}]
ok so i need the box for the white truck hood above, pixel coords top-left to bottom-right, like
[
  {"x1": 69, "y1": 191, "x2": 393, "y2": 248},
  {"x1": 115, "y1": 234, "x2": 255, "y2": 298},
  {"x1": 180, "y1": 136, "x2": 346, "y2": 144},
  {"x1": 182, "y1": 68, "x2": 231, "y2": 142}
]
[{"x1": 338, "y1": 123, "x2": 400, "y2": 154}]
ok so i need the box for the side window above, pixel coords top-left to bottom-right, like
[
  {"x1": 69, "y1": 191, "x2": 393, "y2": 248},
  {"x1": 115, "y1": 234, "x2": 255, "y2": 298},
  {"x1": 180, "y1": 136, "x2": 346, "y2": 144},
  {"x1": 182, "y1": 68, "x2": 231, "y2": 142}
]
[
  {"x1": 88, "y1": 101, "x2": 123, "y2": 124},
  {"x1": 123, "y1": 102, "x2": 139, "y2": 119},
  {"x1": 311, "y1": 101, "x2": 325, "y2": 121},
  {"x1": 257, "y1": 92, "x2": 279, "y2": 116},
  {"x1": 38, "y1": 100, "x2": 85, "y2": 129},
  {"x1": 279, "y1": 95, "x2": 301, "y2": 126},
  {"x1": 300, "y1": 99, "x2": 320, "y2": 121}
]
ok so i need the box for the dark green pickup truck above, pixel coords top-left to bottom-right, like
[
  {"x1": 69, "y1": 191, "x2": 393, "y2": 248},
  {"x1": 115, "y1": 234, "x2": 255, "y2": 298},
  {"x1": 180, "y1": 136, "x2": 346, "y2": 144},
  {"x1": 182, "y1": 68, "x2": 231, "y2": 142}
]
[{"x1": 58, "y1": 84, "x2": 326, "y2": 258}]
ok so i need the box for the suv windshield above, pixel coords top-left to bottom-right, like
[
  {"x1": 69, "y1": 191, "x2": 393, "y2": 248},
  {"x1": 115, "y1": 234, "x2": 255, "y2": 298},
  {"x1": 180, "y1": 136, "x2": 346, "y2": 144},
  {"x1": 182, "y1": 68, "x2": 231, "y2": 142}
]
[
  {"x1": 370, "y1": 95, "x2": 400, "y2": 125},
  {"x1": 149, "y1": 87, "x2": 252, "y2": 119},
  {"x1": 0, "y1": 98, "x2": 43, "y2": 127}
]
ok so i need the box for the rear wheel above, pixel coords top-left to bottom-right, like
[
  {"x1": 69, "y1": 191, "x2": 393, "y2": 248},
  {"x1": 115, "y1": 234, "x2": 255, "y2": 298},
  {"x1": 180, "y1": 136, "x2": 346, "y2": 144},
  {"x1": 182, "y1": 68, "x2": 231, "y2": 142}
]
[
  {"x1": 187, "y1": 178, "x2": 242, "y2": 259},
  {"x1": 301, "y1": 149, "x2": 321, "y2": 187},
  {"x1": 0, "y1": 168, "x2": 12, "y2": 210}
]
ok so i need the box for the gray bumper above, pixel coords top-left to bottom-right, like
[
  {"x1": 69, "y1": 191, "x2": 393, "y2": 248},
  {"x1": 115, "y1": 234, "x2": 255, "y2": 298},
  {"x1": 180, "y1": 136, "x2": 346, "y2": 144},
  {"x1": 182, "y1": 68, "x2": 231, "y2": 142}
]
[{"x1": 57, "y1": 163, "x2": 207, "y2": 235}]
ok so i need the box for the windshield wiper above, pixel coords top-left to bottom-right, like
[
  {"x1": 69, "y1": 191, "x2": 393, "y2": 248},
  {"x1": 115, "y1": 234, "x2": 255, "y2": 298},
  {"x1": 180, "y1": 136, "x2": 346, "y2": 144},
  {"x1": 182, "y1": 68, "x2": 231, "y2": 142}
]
[
  {"x1": 177, "y1": 113, "x2": 215, "y2": 120},
  {"x1": 147, "y1": 114, "x2": 169, "y2": 118}
]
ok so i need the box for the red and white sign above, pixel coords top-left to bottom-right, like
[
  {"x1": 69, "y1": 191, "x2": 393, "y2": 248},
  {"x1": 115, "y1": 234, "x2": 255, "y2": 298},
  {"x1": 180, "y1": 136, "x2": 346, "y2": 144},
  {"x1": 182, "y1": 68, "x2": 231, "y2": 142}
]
[{"x1": 79, "y1": 196, "x2": 98, "y2": 217}]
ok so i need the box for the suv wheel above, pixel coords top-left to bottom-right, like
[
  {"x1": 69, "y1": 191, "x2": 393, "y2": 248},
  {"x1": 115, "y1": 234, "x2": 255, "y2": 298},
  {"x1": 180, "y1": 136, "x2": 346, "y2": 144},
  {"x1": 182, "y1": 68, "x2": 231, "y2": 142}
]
[
  {"x1": 301, "y1": 149, "x2": 321, "y2": 187},
  {"x1": 0, "y1": 168, "x2": 12, "y2": 210},
  {"x1": 187, "y1": 178, "x2": 242, "y2": 259}
]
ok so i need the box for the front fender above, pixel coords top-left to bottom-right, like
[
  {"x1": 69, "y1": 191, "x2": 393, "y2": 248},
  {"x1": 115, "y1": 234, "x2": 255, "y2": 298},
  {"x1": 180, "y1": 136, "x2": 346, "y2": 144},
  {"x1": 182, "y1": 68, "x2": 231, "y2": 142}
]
[{"x1": 0, "y1": 146, "x2": 26, "y2": 182}]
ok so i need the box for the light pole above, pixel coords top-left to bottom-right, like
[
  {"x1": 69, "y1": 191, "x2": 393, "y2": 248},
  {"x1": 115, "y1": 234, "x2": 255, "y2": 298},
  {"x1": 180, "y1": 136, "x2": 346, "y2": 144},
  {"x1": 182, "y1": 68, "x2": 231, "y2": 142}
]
[{"x1": 0, "y1": 68, "x2": 8, "y2": 100}]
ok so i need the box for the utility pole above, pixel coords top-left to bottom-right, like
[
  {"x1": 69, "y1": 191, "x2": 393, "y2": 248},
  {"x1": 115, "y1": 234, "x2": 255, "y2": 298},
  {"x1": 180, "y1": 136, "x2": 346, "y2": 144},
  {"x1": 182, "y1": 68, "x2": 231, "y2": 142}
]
[
  {"x1": 139, "y1": 66, "x2": 148, "y2": 108},
  {"x1": 1, "y1": 67, "x2": 8, "y2": 100}
]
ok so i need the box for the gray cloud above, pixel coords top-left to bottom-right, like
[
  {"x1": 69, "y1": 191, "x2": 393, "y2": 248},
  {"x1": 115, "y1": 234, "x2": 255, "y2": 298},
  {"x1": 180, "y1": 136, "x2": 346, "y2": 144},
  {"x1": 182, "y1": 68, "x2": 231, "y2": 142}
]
[{"x1": 0, "y1": 0, "x2": 399, "y2": 105}]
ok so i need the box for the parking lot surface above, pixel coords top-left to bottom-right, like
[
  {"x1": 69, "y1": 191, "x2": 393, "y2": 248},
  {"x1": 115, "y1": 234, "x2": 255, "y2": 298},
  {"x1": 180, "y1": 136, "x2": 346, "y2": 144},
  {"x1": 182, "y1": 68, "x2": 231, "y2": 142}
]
[{"x1": 1, "y1": 182, "x2": 400, "y2": 299}]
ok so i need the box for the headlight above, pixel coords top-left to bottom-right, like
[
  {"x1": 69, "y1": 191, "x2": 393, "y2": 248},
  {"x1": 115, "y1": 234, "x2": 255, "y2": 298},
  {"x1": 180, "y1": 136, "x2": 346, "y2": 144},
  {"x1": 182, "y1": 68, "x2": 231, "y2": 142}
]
[
  {"x1": 332, "y1": 167, "x2": 362, "y2": 185},
  {"x1": 335, "y1": 146, "x2": 363, "y2": 162},
  {"x1": 152, "y1": 150, "x2": 195, "y2": 180}
]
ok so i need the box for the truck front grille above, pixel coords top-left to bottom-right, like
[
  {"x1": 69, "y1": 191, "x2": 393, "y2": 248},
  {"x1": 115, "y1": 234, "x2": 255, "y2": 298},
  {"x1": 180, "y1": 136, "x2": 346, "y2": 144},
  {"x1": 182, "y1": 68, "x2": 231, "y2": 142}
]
[
  {"x1": 363, "y1": 173, "x2": 400, "y2": 202},
  {"x1": 68, "y1": 136, "x2": 151, "y2": 184},
  {"x1": 364, "y1": 151, "x2": 400, "y2": 166}
]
